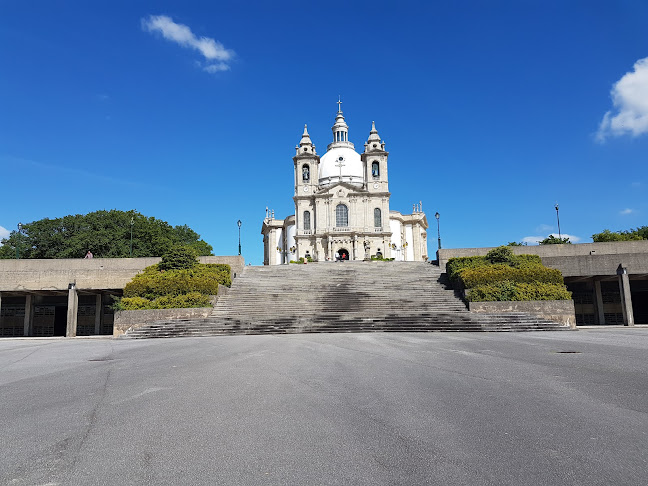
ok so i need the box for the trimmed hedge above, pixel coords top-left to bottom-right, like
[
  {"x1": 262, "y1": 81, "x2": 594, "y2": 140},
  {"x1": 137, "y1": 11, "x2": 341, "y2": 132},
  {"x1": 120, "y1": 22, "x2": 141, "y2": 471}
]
[
  {"x1": 446, "y1": 248, "x2": 570, "y2": 302},
  {"x1": 447, "y1": 256, "x2": 490, "y2": 284},
  {"x1": 124, "y1": 263, "x2": 231, "y2": 300},
  {"x1": 121, "y1": 292, "x2": 212, "y2": 310},
  {"x1": 512, "y1": 254, "x2": 542, "y2": 267},
  {"x1": 460, "y1": 264, "x2": 564, "y2": 288},
  {"x1": 466, "y1": 282, "x2": 572, "y2": 302}
]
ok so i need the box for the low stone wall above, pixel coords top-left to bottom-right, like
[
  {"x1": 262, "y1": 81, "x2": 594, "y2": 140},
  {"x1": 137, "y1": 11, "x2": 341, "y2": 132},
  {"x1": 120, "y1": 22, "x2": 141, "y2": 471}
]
[
  {"x1": 113, "y1": 307, "x2": 212, "y2": 337},
  {"x1": 113, "y1": 288, "x2": 229, "y2": 337},
  {"x1": 468, "y1": 300, "x2": 576, "y2": 328}
]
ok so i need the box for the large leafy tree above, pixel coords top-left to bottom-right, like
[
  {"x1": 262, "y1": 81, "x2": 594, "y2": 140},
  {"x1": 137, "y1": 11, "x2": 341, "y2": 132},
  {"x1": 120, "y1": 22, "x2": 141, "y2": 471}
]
[
  {"x1": 0, "y1": 210, "x2": 213, "y2": 259},
  {"x1": 591, "y1": 227, "x2": 647, "y2": 242},
  {"x1": 539, "y1": 235, "x2": 571, "y2": 245}
]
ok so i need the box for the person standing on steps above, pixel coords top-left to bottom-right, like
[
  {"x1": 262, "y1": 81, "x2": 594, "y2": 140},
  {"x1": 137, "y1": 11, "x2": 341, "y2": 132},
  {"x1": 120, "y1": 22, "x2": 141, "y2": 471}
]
[{"x1": 84, "y1": 250, "x2": 93, "y2": 259}]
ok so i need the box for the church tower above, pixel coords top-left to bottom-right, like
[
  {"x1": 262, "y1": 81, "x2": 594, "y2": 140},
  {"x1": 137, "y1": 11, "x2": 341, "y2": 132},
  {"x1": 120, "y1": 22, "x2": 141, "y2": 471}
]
[
  {"x1": 362, "y1": 121, "x2": 389, "y2": 194},
  {"x1": 293, "y1": 125, "x2": 319, "y2": 196}
]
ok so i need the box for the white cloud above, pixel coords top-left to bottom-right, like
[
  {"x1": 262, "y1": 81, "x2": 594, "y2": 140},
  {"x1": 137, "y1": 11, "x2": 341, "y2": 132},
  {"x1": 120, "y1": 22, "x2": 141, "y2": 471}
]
[
  {"x1": 522, "y1": 233, "x2": 581, "y2": 245},
  {"x1": 597, "y1": 57, "x2": 648, "y2": 141},
  {"x1": 522, "y1": 236, "x2": 544, "y2": 245},
  {"x1": 0, "y1": 226, "x2": 10, "y2": 243},
  {"x1": 142, "y1": 15, "x2": 235, "y2": 74},
  {"x1": 620, "y1": 208, "x2": 634, "y2": 215}
]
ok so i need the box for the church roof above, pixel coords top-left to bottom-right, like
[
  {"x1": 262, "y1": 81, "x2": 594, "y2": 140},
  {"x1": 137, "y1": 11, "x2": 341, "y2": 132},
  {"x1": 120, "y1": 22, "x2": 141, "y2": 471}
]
[{"x1": 319, "y1": 101, "x2": 363, "y2": 188}]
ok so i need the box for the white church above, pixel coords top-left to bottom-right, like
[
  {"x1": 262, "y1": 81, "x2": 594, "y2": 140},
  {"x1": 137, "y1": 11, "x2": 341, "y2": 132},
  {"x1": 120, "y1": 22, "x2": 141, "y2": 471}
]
[{"x1": 262, "y1": 102, "x2": 428, "y2": 264}]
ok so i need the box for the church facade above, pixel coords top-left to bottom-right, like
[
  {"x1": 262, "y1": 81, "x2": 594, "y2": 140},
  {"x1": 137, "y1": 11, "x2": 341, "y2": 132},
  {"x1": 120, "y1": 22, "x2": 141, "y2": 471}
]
[{"x1": 262, "y1": 103, "x2": 428, "y2": 265}]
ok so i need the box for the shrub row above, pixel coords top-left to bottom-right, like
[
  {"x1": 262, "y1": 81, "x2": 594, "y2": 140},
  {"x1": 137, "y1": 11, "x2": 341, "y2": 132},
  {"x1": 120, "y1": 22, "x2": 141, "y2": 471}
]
[
  {"x1": 466, "y1": 282, "x2": 572, "y2": 302},
  {"x1": 446, "y1": 256, "x2": 490, "y2": 283},
  {"x1": 123, "y1": 263, "x2": 231, "y2": 300},
  {"x1": 446, "y1": 254, "x2": 544, "y2": 284},
  {"x1": 120, "y1": 292, "x2": 212, "y2": 310},
  {"x1": 459, "y1": 264, "x2": 564, "y2": 288}
]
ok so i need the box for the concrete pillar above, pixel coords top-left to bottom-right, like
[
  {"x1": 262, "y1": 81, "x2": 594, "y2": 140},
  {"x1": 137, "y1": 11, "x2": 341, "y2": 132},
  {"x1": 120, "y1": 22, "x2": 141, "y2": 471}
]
[
  {"x1": 616, "y1": 265, "x2": 635, "y2": 326},
  {"x1": 66, "y1": 284, "x2": 79, "y2": 337},
  {"x1": 23, "y1": 294, "x2": 33, "y2": 337},
  {"x1": 594, "y1": 279, "x2": 606, "y2": 325},
  {"x1": 94, "y1": 294, "x2": 103, "y2": 335}
]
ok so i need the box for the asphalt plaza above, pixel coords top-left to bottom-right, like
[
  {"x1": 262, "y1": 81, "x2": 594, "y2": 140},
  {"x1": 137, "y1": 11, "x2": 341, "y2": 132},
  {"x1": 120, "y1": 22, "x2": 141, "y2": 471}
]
[{"x1": 1, "y1": 329, "x2": 647, "y2": 485}]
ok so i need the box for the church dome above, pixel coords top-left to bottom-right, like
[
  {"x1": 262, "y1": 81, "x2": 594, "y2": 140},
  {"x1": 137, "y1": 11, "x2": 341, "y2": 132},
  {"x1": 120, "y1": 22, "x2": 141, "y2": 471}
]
[
  {"x1": 319, "y1": 146, "x2": 363, "y2": 187},
  {"x1": 318, "y1": 100, "x2": 364, "y2": 188}
]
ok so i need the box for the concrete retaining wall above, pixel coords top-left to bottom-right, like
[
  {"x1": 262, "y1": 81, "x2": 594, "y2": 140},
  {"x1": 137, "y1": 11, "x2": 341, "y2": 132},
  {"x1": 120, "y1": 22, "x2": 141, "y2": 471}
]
[
  {"x1": 112, "y1": 287, "x2": 230, "y2": 337},
  {"x1": 113, "y1": 307, "x2": 213, "y2": 337},
  {"x1": 468, "y1": 300, "x2": 576, "y2": 328},
  {"x1": 0, "y1": 256, "x2": 244, "y2": 292},
  {"x1": 437, "y1": 241, "x2": 648, "y2": 273}
]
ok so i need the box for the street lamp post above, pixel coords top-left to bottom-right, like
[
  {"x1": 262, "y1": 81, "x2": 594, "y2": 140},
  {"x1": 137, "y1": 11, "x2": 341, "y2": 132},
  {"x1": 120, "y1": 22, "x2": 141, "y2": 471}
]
[
  {"x1": 555, "y1": 204, "x2": 561, "y2": 239},
  {"x1": 435, "y1": 212, "x2": 441, "y2": 250},
  {"x1": 129, "y1": 216, "x2": 134, "y2": 258},
  {"x1": 16, "y1": 222, "x2": 22, "y2": 259},
  {"x1": 237, "y1": 220, "x2": 242, "y2": 256}
]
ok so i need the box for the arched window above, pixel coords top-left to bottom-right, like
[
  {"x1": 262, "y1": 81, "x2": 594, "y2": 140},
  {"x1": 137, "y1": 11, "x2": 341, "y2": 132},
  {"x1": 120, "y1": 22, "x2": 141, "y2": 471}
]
[
  {"x1": 371, "y1": 161, "x2": 380, "y2": 178},
  {"x1": 303, "y1": 211, "x2": 311, "y2": 230},
  {"x1": 374, "y1": 208, "x2": 381, "y2": 228},
  {"x1": 302, "y1": 164, "x2": 310, "y2": 182},
  {"x1": 336, "y1": 204, "x2": 348, "y2": 227}
]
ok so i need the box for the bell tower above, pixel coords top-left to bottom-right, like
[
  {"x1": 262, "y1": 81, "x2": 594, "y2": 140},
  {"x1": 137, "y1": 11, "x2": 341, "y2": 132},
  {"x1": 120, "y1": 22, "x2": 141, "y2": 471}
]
[
  {"x1": 362, "y1": 121, "x2": 389, "y2": 193},
  {"x1": 293, "y1": 124, "x2": 319, "y2": 197}
]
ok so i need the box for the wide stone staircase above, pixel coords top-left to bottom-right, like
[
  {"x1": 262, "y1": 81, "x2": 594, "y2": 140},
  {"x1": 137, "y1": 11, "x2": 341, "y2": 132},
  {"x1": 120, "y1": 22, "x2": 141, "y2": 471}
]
[{"x1": 122, "y1": 262, "x2": 569, "y2": 338}]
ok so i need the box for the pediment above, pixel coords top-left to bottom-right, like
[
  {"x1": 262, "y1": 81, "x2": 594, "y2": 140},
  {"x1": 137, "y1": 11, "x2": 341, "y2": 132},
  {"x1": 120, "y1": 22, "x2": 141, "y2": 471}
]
[{"x1": 316, "y1": 181, "x2": 368, "y2": 197}]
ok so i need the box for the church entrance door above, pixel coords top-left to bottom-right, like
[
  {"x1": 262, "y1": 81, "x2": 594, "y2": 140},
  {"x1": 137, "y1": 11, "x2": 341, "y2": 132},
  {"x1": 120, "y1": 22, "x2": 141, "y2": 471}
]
[{"x1": 338, "y1": 248, "x2": 350, "y2": 261}]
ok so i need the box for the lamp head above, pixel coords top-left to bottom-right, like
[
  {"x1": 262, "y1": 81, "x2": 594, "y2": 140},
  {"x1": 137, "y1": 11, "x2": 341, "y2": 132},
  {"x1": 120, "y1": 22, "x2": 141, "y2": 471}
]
[
  {"x1": 18, "y1": 222, "x2": 22, "y2": 231},
  {"x1": 237, "y1": 220, "x2": 242, "y2": 228},
  {"x1": 435, "y1": 212, "x2": 439, "y2": 220}
]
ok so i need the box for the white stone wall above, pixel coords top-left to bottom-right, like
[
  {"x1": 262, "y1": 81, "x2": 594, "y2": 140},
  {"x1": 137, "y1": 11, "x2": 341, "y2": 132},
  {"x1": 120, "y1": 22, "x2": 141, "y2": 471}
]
[{"x1": 405, "y1": 225, "x2": 414, "y2": 261}]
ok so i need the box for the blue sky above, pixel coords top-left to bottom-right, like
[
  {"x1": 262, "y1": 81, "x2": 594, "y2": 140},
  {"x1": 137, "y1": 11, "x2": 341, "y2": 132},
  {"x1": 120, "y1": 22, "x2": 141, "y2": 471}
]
[{"x1": 1, "y1": 1, "x2": 647, "y2": 264}]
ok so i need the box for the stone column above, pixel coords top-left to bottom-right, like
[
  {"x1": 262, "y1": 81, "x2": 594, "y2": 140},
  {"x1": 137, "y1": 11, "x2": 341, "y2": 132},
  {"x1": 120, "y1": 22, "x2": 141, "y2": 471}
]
[
  {"x1": 0, "y1": 292, "x2": 2, "y2": 330},
  {"x1": 594, "y1": 279, "x2": 606, "y2": 325},
  {"x1": 66, "y1": 284, "x2": 79, "y2": 337},
  {"x1": 23, "y1": 294, "x2": 33, "y2": 337},
  {"x1": 94, "y1": 294, "x2": 103, "y2": 335},
  {"x1": 616, "y1": 265, "x2": 634, "y2": 326}
]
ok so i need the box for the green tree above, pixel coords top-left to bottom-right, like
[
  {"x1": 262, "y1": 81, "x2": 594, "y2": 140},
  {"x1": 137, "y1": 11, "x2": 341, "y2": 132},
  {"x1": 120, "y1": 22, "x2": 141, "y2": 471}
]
[
  {"x1": 591, "y1": 229, "x2": 641, "y2": 242},
  {"x1": 507, "y1": 241, "x2": 526, "y2": 246},
  {"x1": 539, "y1": 235, "x2": 571, "y2": 245},
  {"x1": 0, "y1": 210, "x2": 213, "y2": 259},
  {"x1": 591, "y1": 226, "x2": 646, "y2": 242},
  {"x1": 158, "y1": 245, "x2": 199, "y2": 271}
]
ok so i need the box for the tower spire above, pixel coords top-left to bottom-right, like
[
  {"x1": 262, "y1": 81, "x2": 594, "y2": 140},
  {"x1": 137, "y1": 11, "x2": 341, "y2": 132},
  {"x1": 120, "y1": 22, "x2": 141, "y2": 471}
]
[{"x1": 296, "y1": 123, "x2": 316, "y2": 155}]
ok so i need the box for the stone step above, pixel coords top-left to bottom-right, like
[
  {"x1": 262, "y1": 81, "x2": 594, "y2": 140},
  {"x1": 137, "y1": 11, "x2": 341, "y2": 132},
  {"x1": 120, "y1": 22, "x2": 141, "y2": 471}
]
[{"x1": 122, "y1": 262, "x2": 568, "y2": 338}]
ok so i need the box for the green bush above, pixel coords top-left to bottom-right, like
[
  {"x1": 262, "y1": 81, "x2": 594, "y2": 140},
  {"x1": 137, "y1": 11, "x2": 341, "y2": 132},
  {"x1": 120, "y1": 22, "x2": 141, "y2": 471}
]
[
  {"x1": 120, "y1": 292, "x2": 211, "y2": 310},
  {"x1": 511, "y1": 254, "x2": 543, "y2": 267},
  {"x1": 486, "y1": 246, "x2": 514, "y2": 264},
  {"x1": 460, "y1": 264, "x2": 564, "y2": 288},
  {"x1": 467, "y1": 282, "x2": 572, "y2": 302},
  {"x1": 158, "y1": 245, "x2": 199, "y2": 271},
  {"x1": 446, "y1": 256, "x2": 490, "y2": 283},
  {"x1": 124, "y1": 263, "x2": 230, "y2": 300},
  {"x1": 120, "y1": 296, "x2": 154, "y2": 310}
]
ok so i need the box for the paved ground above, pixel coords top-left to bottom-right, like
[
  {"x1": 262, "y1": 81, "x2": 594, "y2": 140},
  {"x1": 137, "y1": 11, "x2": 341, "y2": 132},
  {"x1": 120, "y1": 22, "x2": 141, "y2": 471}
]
[{"x1": 1, "y1": 329, "x2": 647, "y2": 485}]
